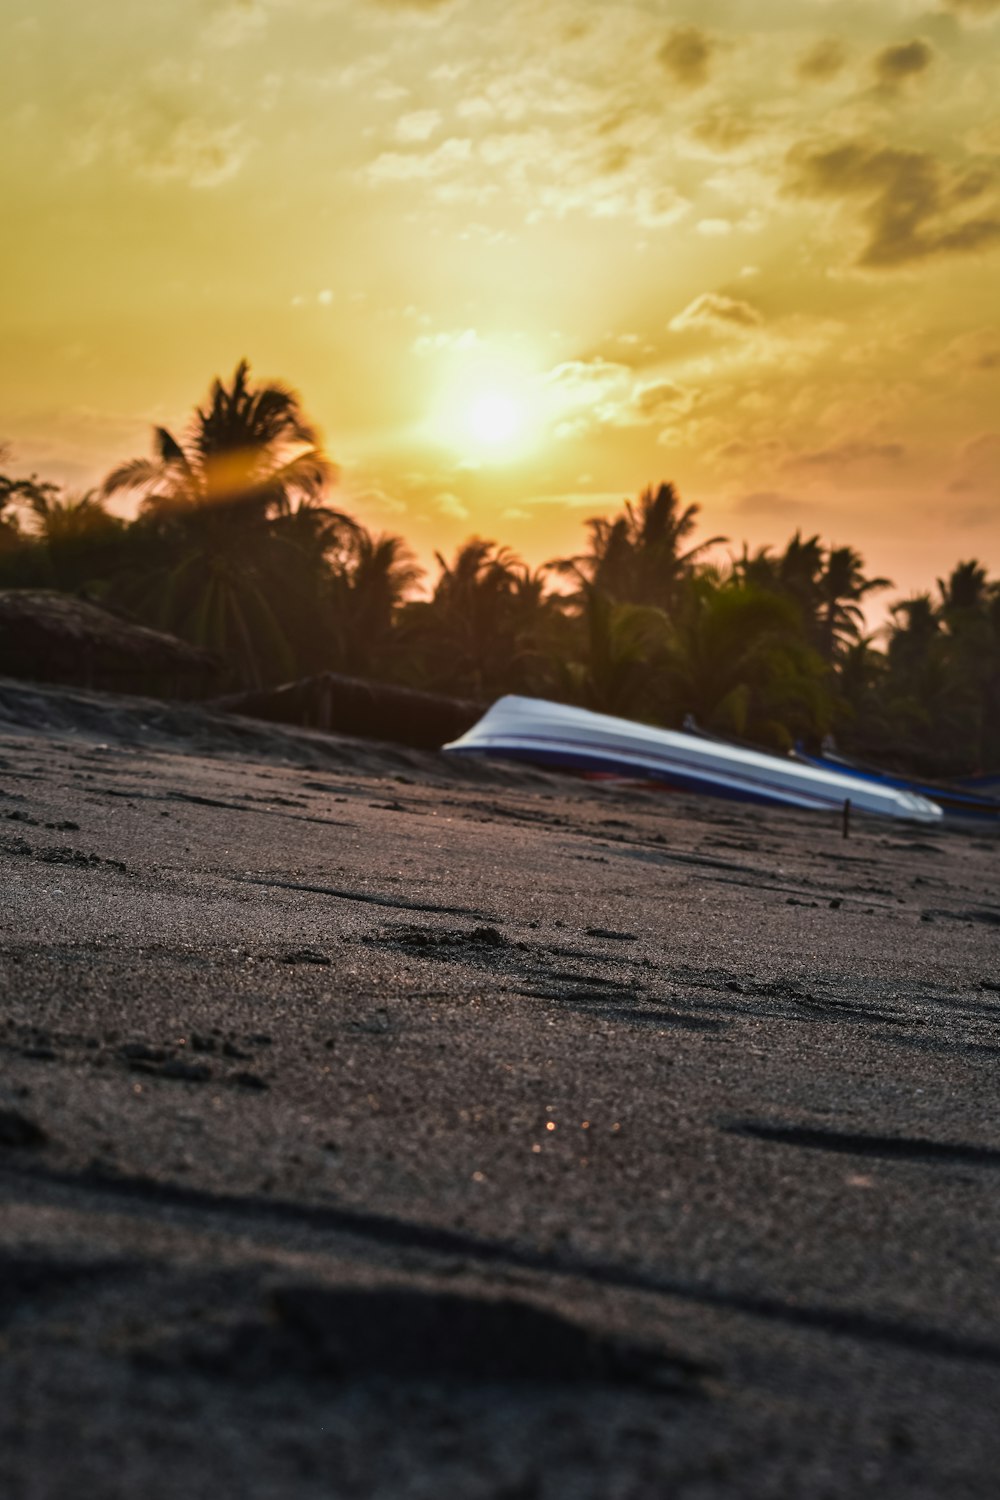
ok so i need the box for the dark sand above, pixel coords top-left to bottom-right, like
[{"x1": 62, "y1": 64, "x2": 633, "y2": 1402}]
[{"x1": 2, "y1": 676, "x2": 999, "y2": 1499}]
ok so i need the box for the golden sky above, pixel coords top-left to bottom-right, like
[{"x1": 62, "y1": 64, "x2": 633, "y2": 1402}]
[{"x1": 2, "y1": 0, "x2": 999, "y2": 593}]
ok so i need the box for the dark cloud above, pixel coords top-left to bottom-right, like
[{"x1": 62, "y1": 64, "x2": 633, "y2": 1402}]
[
  {"x1": 598, "y1": 143, "x2": 634, "y2": 176},
  {"x1": 786, "y1": 137, "x2": 1000, "y2": 268},
  {"x1": 789, "y1": 441, "x2": 906, "y2": 471},
  {"x1": 934, "y1": 332, "x2": 1000, "y2": 374},
  {"x1": 690, "y1": 109, "x2": 758, "y2": 154},
  {"x1": 968, "y1": 345, "x2": 1000, "y2": 370},
  {"x1": 872, "y1": 39, "x2": 934, "y2": 89},
  {"x1": 797, "y1": 38, "x2": 849, "y2": 83},
  {"x1": 735, "y1": 491, "x2": 806, "y2": 517},
  {"x1": 658, "y1": 26, "x2": 716, "y2": 91}
]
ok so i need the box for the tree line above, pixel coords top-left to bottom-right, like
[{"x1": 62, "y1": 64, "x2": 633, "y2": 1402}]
[{"x1": 2, "y1": 362, "x2": 998, "y2": 777}]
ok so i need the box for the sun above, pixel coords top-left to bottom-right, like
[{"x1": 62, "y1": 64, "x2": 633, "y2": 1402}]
[
  {"x1": 423, "y1": 344, "x2": 542, "y2": 464},
  {"x1": 467, "y1": 391, "x2": 522, "y2": 446}
]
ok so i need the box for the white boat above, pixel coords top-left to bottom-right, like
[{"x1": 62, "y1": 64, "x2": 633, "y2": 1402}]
[{"x1": 443, "y1": 695, "x2": 943, "y2": 822}]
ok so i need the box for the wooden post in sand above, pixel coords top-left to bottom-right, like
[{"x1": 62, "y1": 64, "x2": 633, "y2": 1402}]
[{"x1": 842, "y1": 797, "x2": 851, "y2": 839}]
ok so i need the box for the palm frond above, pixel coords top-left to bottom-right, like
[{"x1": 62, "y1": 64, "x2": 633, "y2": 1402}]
[{"x1": 102, "y1": 458, "x2": 165, "y2": 496}]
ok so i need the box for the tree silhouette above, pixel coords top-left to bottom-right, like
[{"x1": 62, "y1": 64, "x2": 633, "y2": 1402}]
[
  {"x1": 554, "y1": 586, "x2": 670, "y2": 719},
  {"x1": 0, "y1": 452, "x2": 60, "y2": 567},
  {"x1": 104, "y1": 360, "x2": 332, "y2": 522},
  {"x1": 103, "y1": 362, "x2": 347, "y2": 686},
  {"x1": 660, "y1": 578, "x2": 833, "y2": 748},
  {"x1": 554, "y1": 483, "x2": 725, "y2": 614},
  {"x1": 399, "y1": 539, "x2": 560, "y2": 699},
  {"x1": 3, "y1": 407, "x2": 997, "y2": 777},
  {"x1": 817, "y1": 545, "x2": 891, "y2": 662},
  {"x1": 938, "y1": 560, "x2": 988, "y2": 614},
  {"x1": 328, "y1": 528, "x2": 423, "y2": 678},
  {"x1": 737, "y1": 534, "x2": 889, "y2": 662}
]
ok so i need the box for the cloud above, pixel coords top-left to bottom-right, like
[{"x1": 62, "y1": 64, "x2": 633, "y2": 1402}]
[
  {"x1": 544, "y1": 358, "x2": 641, "y2": 437},
  {"x1": 967, "y1": 117, "x2": 1000, "y2": 154},
  {"x1": 713, "y1": 435, "x2": 787, "y2": 470},
  {"x1": 413, "y1": 327, "x2": 481, "y2": 355},
  {"x1": 542, "y1": 360, "x2": 696, "y2": 437},
  {"x1": 688, "y1": 109, "x2": 760, "y2": 157},
  {"x1": 83, "y1": 112, "x2": 250, "y2": 188},
  {"x1": 203, "y1": 0, "x2": 267, "y2": 49},
  {"x1": 930, "y1": 328, "x2": 1000, "y2": 375},
  {"x1": 797, "y1": 38, "x2": 848, "y2": 83},
  {"x1": 545, "y1": 357, "x2": 632, "y2": 405},
  {"x1": 871, "y1": 39, "x2": 934, "y2": 91},
  {"x1": 942, "y1": 0, "x2": 1000, "y2": 16},
  {"x1": 394, "y1": 109, "x2": 441, "y2": 143},
  {"x1": 947, "y1": 431, "x2": 1000, "y2": 494},
  {"x1": 513, "y1": 490, "x2": 628, "y2": 513},
  {"x1": 368, "y1": 0, "x2": 456, "y2": 10},
  {"x1": 788, "y1": 440, "x2": 906, "y2": 471},
  {"x1": 367, "y1": 137, "x2": 473, "y2": 182},
  {"x1": 670, "y1": 293, "x2": 763, "y2": 332},
  {"x1": 364, "y1": 121, "x2": 689, "y2": 227},
  {"x1": 357, "y1": 40, "x2": 694, "y2": 231},
  {"x1": 433, "y1": 491, "x2": 470, "y2": 520},
  {"x1": 735, "y1": 491, "x2": 807, "y2": 518},
  {"x1": 658, "y1": 26, "x2": 717, "y2": 91},
  {"x1": 604, "y1": 378, "x2": 697, "y2": 431},
  {"x1": 455, "y1": 64, "x2": 595, "y2": 125},
  {"x1": 347, "y1": 483, "x2": 407, "y2": 518},
  {"x1": 145, "y1": 121, "x2": 250, "y2": 186},
  {"x1": 785, "y1": 136, "x2": 1000, "y2": 268},
  {"x1": 629, "y1": 380, "x2": 693, "y2": 418}
]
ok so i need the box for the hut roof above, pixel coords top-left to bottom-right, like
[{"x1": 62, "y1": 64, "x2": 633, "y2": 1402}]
[{"x1": 0, "y1": 589, "x2": 218, "y2": 693}]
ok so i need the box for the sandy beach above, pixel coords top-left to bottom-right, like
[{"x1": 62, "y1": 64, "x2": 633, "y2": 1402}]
[{"x1": 2, "y1": 675, "x2": 999, "y2": 1499}]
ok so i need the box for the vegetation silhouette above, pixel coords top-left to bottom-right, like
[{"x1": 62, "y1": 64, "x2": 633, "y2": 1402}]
[
  {"x1": 1, "y1": 366, "x2": 998, "y2": 776},
  {"x1": 101, "y1": 361, "x2": 348, "y2": 687}
]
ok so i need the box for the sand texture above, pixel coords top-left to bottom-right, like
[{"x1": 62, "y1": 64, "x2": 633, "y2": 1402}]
[{"x1": 1, "y1": 677, "x2": 999, "y2": 1499}]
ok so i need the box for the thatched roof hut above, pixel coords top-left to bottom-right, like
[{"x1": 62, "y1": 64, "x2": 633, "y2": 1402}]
[{"x1": 0, "y1": 589, "x2": 220, "y2": 698}]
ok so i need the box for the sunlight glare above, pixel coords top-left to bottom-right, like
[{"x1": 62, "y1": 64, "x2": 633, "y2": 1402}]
[
  {"x1": 423, "y1": 340, "x2": 545, "y2": 465},
  {"x1": 467, "y1": 391, "x2": 521, "y2": 446}
]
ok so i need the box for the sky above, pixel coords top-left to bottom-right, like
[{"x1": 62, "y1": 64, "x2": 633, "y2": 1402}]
[{"x1": 2, "y1": 0, "x2": 999, "y2": 596}]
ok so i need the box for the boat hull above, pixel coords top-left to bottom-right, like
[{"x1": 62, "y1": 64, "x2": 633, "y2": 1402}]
[
  {"x1": 792, "y1": 750, "x2": 1000, "y2": 821},
  {"x1": 444, "y1": 697, "x2": 943, "y2": 822}
]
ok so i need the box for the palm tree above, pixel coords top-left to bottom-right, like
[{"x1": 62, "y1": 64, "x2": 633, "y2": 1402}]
[
  {"x1": 103, "y1": 361, "x2": 348, "y2": 686},
  {"x1": 23, "y1": 488, "x2": 125, "y2": 593},
  {"x1": 554, "y1": 586, "x2": 670, "y2": 719},
  {"x1": 933, "y1": 561, "x2": 998, "y2": 771},
  {"x1": 329, "y1": 529, "x2": 423, "y2": 678},
  {"x1": 398, "y1": 539, "x2": 559, "y2": 699},
  {"x1": 938, "y1": 560, "x2": 989, "y2": 615},
  {"x1": 0, "y1": 475, "x2": 25, "y2": 556},
  {"x1": 104, "y1": 360, "x2": 332, "y2": 522},
  {"x1": 0, "y1": 455, "x2": 59, "y2": 558},
  {"x1": 553, "y1": 483, "x2": 725, "y2": 614},
  {"x1": 817, "y1": 546, "x2": 891, "y2": 662},
  {"x1": 660, "y1": 578, "x2": 834, "y2": 748},
  {"x1": 737, "y1": 534, "x2": 889, "y2": 663},
  {"x1": 736, "y1": 533, "x2": 824, "y2": 644},
  {"x1": 881, "y1": 592, "x2": 977, "y2": 772},
  {"x1": 888, "y1": 593, "x2": 940, "y2": 670}
]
